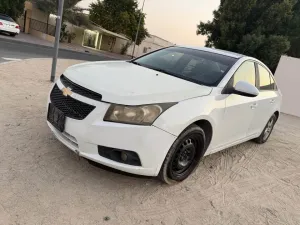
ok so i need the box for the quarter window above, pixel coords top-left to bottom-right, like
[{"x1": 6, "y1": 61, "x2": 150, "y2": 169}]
[
  {"x1": 258, "y1": 64, "x2": 272, "y2": 90},
  {"x1": 270, "y1": 74, "x2": 277, "y2": 90},
  {"x1": 232, "y1": 61, "x2": 256, "y2": 86}
]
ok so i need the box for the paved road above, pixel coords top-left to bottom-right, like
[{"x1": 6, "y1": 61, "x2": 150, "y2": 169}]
[{"x1": 0, "y1": 36, "x2": 115, "y2": 64}]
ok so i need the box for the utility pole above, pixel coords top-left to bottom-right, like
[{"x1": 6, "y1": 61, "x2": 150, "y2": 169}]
[
  {"x1": 131, "y1": 0, "x2": 146, "y2": 59},
  {"x1": 50, "y1": 0, "x2": 64, "y2": 82}
]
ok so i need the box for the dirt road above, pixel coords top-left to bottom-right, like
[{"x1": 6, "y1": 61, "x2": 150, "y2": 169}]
[{"x1": 1, "y1": 59, "x2": 300, "y2": 225}]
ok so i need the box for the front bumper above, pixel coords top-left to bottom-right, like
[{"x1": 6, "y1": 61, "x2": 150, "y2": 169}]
[{"x1": 47, "y1": 81, "x2": 176, "y2": 176}]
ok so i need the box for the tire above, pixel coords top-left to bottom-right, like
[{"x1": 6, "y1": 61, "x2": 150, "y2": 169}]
[
  {"x1": 10, "y1": 33, "x2": 16, "y2": 37},
  {"x1": 253, "y1": 114, "x2": 277, "y2": 144},
  {"x1": 158, "y1": 124, "x2": 206, "y2": 184}
]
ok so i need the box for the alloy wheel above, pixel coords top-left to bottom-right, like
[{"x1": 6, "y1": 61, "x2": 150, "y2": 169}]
[{"x1": 263, "y1": 118, "x2": 274, "y2": 141}]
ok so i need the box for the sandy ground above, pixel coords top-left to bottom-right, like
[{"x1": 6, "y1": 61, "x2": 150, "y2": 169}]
[{"x1": 1, "y1": 59, "x2": 300, "y2": 225}]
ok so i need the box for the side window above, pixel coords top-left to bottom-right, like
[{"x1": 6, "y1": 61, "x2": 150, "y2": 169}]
[
  {"x1": 232, "y1": 61, "x2": 256, "y2": 86},
  {"x1": 258, "y1": 64, "x2": 272, "y2": 90}
]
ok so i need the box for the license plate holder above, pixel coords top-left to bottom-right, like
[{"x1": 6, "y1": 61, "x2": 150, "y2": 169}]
[{"x1": 47, "y1": 103, "x2": 66, "y2": 132}]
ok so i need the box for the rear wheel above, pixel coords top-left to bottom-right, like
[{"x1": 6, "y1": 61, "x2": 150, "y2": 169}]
[
  {"x1": 10, "y1": 33, "x2": 16, "y2": 37},
  {"x1": 254, "y1": 114, "x2": 277, "y2": 144},
  {"x1": 158, "y1": 125, "x2": 206, "y2": 184}
]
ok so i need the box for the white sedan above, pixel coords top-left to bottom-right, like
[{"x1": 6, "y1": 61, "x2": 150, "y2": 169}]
[
  {"x1": 47, "y1": 46, "x2": 281, "y2": 184},
  {"x1": 0, "y1": 14, "x2": 20, "y2": 37}
]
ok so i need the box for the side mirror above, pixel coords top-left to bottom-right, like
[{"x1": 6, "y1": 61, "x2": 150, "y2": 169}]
[{"x1": 233, "y1": 81, "x2": 259, "y2": 97}]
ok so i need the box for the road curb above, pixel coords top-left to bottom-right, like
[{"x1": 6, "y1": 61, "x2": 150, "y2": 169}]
[
  {"x1": 0, "y1": 36, "x2": 121, "y2": 60},
  {"x1": 0, "y1": 59, "x2": 24, "y2": 65},
  {"x1": 0, "y1": 58, "x2": 84, "y2": 67}
]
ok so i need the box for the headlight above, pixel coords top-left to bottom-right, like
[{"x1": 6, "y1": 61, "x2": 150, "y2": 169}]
[{"x1": 104, "y1": 103, "x2": 176, "y2": 125}]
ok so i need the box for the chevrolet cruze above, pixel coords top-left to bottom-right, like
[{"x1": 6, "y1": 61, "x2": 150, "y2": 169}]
[{"x1": 47, "y1": 46, "x2": 281, "y2": 184}]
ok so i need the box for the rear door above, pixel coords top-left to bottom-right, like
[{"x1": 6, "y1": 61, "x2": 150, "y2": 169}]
[{"x1": 247, "y1": 63, "x2": 279, "y2": 136}]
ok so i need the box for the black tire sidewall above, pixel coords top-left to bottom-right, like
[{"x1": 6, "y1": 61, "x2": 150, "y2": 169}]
[
  {"x1": 255, "y1": 114, "x2": 277, "y2": 144},
  {"x1": 158, "y1": 125, "x2": 206, "y2": 184},
  {"x1": 263, "y1": 115, "x2": 276, "y2": 141}
]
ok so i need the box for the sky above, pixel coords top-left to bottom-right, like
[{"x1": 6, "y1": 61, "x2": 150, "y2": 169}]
[{"x1": 77, "y1": 0, "x2": 221, "y2": 46}]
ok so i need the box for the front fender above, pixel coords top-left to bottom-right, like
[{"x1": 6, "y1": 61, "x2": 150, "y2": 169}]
[{"x1": 153, "y1": 95, "x2": 226, "y2": 137}]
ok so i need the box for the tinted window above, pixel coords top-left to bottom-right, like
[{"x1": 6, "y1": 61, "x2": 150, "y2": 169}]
[
  {"x1": 233, "y1": 61, "x2": 256, "y2": 86},
  {"x1": 0, "y1": 14, "x2": 15, "y2": 22},
  {"x1": 258, "y1": 64, "x2": 272, "y2": 90},
  {"x1": 133, "y1": 47, "x2": 238, "y2": 86},
  {"x1": 160, "y1": 51, "x2": 184, "y2": 66}
]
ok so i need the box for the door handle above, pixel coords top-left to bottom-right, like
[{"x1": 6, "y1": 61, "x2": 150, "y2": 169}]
[
  {"x1": 270, "y1": 99, "x2": 275, "y2": 104},
  {"x1": 250, "y1": 103, "x2": 258, "y2": 109}
]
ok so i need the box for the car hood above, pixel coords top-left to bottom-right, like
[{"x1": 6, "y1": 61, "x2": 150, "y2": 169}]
[{"x1": 63, "y1": 61, "x2": 212, "y2": 105}]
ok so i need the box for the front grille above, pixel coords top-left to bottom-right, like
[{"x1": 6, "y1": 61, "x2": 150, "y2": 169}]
[
  {"x1": 50, "y1": 84, "x2": 95, "y2": 120},
  {"x1": 60, "y1": 75, "x2": 102, "y2": 101}
]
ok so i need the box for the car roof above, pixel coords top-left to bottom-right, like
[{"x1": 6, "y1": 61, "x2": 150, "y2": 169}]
[{"x1": 177, "y1": 46, "x2": 245, "y2": 59}]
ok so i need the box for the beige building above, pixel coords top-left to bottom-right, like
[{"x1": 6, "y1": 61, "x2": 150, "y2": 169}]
[
  {"x1": 68, "y1": 22, "x2": 130, "y2": 53},
  {"x1": 127, "y1": 35, "x2": 174, "y2": 58},
  {"x1": 17, "y1": 1, "x2": 130, "y2": 54},
  {"x1": 17, "y1": 1, "x2": 56, "y2": 42}
]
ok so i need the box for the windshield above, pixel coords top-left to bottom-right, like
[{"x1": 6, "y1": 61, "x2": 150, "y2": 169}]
[
  {"x1": 132, "y1": 47, "x2": 238, "y2": 86},
  {"x1": 0, "y1": 14, "x2": 15, "y2": 22}
]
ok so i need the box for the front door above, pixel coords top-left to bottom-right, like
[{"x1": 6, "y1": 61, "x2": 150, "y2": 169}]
[{"x1": 214, "y1": 61, "x2": 258, "y2": 149}]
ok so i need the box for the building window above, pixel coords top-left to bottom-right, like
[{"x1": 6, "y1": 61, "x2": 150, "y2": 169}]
[{"x1": 143, "y1": 47, "x2": 148, "y2": 53}]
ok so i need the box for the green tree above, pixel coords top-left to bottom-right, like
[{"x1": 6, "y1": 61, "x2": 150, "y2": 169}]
[
  {"x1": 66, "y1": 7, "x2": 90, "y2": 27},
  {"x1": 35, "y1": 0, "x2": 84, "y2": 41},
  {"x1": 0, "y1": 0, "x2": 25, "y2": 20},
  {"x1": 89, "y1": 0, "x2": 149, "y2": 45},
  {"x1": 35, "y1": 0, "x2": 82, "y2": 22},
  {"x1": 287, "y1": 1, "x2": 300, "y2": 57},
  {"x1": 197, "y1": 0, "x2": 300, "y2": 71}
]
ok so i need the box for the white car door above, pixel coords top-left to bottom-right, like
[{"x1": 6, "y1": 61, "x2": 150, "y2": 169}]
[
  {"x1": 247, "y1": 64, "x2": 280, "y2": 136},
  {"x1": 214, "y1": 61, "x2": 259, "y2": 149}
]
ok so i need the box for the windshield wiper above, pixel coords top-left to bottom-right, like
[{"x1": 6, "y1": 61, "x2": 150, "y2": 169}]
[{"x1": 129, "y1": 61, "x2": 142, "y2": 66}]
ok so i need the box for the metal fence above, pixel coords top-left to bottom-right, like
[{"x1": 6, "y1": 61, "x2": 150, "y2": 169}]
[{"x1": 30, "y1": 18, "x2": 56, "y2": 36}]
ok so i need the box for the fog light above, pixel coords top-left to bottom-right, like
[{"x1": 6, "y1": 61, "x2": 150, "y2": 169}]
[
  {"x1": 121, "y1": 152, "x2": 128, "y2": 161},
  {"x1": 98, "y1": 146, "x2": 142, "y2": 166}
]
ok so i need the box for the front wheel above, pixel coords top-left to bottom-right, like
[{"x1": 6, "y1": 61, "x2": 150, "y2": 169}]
[{"x1": 158, "y1": 125, "x2": 206, "y2": 184}]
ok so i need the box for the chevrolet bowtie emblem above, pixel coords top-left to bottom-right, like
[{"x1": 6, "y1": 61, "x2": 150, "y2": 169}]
[{"x1": 62, "y1": 87, "x2": 73, "y2": 97}]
